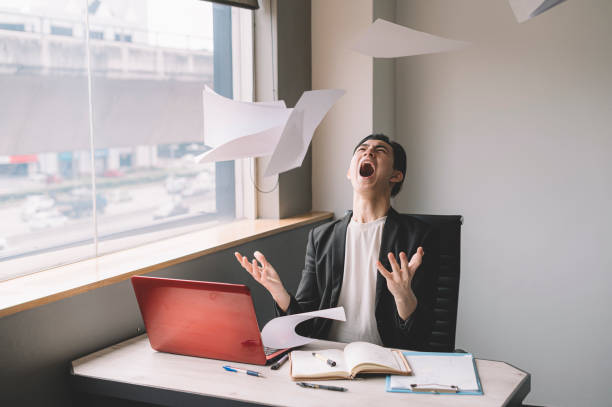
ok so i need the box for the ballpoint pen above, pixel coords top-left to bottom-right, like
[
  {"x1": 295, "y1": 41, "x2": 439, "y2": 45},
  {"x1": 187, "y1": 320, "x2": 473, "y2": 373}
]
[
  {"x1": 270, "y1": 353, "x2": 289, "y2": 370},
  {"x1": 222, "y1": 365, "x2": 265, "y2": 378},
  {"x1": 312, "y1": 352, "x2": 336, "y2": 367},
  {"x1": 297, "y1": 382, "x2": 347, "y2": 392}
]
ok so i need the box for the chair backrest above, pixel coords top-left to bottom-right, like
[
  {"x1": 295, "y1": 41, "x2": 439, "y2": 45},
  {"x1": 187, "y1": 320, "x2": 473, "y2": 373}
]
[{"x1": 408, "y1": 214, "x2": 463, "y2": 352}]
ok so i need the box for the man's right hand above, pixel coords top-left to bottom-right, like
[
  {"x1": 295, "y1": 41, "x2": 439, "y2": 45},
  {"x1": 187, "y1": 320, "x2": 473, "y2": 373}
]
[{"x1": 234, "y1": 251, "x2": 290, "y2": 312}]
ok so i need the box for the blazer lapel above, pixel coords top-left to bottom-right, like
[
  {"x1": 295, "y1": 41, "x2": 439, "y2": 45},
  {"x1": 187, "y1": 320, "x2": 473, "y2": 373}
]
[
  {"x1": 330, "y1": 211, "x2": 351, "y2": 307},
  {"x1": 376, "y1": 207, "x2": 400, "y2": 309}
]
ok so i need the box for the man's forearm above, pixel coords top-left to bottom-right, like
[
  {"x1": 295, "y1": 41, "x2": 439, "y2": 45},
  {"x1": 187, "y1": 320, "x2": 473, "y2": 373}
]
[
  {"x1": 395, "y1": 294, "x2": 417, "y2": 321},
  {"x1": 272, "y1": 289, "x2": 291, "y2": 313}
]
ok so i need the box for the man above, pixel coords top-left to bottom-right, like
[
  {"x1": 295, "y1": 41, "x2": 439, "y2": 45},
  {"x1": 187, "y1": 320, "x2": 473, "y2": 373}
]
[{"x1": 235, "y1": 134, "x2": 437, "y2": 350}]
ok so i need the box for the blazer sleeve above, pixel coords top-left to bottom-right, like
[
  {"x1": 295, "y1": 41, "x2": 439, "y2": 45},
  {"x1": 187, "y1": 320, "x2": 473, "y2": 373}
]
[
  {"x1": 388, "y1": 226, "x2": 439, "y2": 350},
  {"x1": 274, "y1": 229, "x2": 321, "y2": 320}
]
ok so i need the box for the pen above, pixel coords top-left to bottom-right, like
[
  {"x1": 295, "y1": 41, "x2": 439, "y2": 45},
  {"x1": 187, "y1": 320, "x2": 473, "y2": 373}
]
[
  {"x1": 222, "y1": 365, "x2": 265, "y2": 378},
  {"x1": 312, "y1": 352, "x2": 336, "y2": 367},
  {"x1": 270, "y1": 353, "x2": 289, "y2": 370},
  {"x1": 297, "y1": 382, "x2": 347, "y2": 392}
]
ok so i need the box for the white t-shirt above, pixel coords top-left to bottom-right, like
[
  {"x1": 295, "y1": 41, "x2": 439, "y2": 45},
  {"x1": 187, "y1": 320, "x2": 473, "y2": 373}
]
[{"x1": 327, "y1": 216, "x2": 386, "y2": 345}]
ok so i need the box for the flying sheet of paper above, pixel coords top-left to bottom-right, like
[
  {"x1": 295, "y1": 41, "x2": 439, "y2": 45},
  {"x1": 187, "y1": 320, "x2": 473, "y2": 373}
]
[
  {"x1": 351, "y1": 19, "x2": 469, "y2": 58},
  {"x1": 260, "y1": 307, "x2": 346, "y2": 349},
  {"x1": 197, "y1": 87, "x2": 343, "y2": 173},
  {"x1": 195, "y1": 126, "x2": 283, "y2": 163},
  {"x1": 509, "y1": 0, "x2": 567, "y2": 23},
  {"x1": 201, "y1": 86, "x2": 291, "y2": 149},
  {"x1": 264, "y1": 89, "x2": 345, "y2": 177}
]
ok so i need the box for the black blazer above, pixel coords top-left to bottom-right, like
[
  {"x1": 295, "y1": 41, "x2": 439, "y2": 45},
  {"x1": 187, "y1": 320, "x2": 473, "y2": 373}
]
[{"x1": 277, "y1": 207, "x2": 438, "y2": 350}]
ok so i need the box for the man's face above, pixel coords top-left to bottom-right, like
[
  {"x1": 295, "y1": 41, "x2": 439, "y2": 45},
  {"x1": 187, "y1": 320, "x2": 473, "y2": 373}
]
[{"x1": 347, "y1": 139, "x2": 403, "y2": 196}]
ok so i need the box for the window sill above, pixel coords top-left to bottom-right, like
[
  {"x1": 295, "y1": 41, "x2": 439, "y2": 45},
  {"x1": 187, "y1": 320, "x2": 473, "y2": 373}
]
[{"x1": 0, "y1": 211, "x2": 333, "y2": 318}]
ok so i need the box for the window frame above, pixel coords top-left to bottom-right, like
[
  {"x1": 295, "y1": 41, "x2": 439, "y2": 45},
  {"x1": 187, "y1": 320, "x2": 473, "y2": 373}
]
[
  {"x1": 231, "y1": 7, "x2": 256, "y2": 220},
  {"x1": 0, "y1": 2, "x2": 256, "y2": 280}
]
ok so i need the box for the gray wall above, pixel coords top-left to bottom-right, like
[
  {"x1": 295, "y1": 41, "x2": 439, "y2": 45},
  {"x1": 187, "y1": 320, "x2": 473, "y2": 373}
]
[
  {"x1": 372, "y1": 0, "x2": 396, "y2": 138},
  {"x1": 393, "y1": 1, "x2": 612, "y2": 406},
  {"x1": 277, "y1": 0, "x2": 313, "y2": 218},
  {"x1": 254, "y1": 0, "x2": 312, "y2": 219},
  {"x1": 310, "y1": 0, "x2": 401, "y2": 218},
  {"x1": 0, "y1": 221, "x2": 325, "y2": 406},
  {"x1": 312, "y1": 0, "x2": 373, "y2": 218}
]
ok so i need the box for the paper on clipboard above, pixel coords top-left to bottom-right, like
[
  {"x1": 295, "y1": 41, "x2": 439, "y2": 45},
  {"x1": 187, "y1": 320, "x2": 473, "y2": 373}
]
[
  {"x1": 387, "y1": 353, "x2": 482, "y2": 395},
  {"x1": 351, "y1": 19, "x2": 469, "y2": 58},
  {"x1": 260, "y1": 307, "x2": 346, "y2": 349}
]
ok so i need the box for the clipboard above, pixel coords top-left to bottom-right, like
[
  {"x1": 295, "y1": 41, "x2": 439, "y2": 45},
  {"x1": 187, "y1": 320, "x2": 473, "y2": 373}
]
[{"x1": 385, "y1": 352, "x2": 483, "y2": 395}]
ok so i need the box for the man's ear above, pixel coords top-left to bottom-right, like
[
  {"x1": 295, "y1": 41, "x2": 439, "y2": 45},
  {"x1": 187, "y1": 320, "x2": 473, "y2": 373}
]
[
  {"x1": 390, "y1": 170, "x2": 403, "y2": 183},
  {"x1": 346, "y1": 167, "x2": 351, "y2": 180}
]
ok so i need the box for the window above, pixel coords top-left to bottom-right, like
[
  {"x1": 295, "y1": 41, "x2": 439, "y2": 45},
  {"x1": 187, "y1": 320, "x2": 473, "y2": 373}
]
[{"x1": 0, "y1": 0, "x2": 253, "y2": 280}]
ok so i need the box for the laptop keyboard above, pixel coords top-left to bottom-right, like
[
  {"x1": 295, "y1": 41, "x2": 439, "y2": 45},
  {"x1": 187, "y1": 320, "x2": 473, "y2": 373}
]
[{"x1": 263, "y1": 346, "x2": 281, "y2": 356}]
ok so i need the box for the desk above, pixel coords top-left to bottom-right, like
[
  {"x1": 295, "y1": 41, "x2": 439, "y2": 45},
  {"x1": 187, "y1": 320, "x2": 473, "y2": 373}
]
[{"x1": 71, "y1": 335, "x2": 530, "y2": 407}]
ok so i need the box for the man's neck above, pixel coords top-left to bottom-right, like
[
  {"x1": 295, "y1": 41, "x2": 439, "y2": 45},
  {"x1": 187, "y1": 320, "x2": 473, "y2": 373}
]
[{"x1": 351, "y1": 194, "x2": 391, "y2": 223}]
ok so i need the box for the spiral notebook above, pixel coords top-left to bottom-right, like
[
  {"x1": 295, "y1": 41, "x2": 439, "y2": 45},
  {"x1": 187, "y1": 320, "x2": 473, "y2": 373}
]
[{"x1": 386, "y1": 352, "x2": 483, "y2": 395}]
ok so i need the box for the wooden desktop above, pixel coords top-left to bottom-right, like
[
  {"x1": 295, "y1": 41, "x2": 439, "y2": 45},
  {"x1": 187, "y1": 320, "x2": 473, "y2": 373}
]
[{"x1": 71, "y1": 335, "x2": 530, "y2": 407}]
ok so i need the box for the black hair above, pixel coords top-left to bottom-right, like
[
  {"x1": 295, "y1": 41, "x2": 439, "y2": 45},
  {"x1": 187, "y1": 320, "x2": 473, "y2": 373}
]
[{"x1": 353, "y1": 134, "x2": 406, "y2": 197}]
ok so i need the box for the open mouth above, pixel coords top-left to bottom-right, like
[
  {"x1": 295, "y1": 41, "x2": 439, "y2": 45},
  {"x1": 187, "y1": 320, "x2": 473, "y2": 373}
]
[{"x1": 359, "y1": 162, "x2": 374, "y2": 177}]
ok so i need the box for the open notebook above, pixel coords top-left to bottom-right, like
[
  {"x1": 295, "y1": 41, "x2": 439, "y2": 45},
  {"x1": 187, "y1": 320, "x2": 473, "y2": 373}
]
[{"x1": 290, "y1": 341, "x2": 411, "y2": 380}]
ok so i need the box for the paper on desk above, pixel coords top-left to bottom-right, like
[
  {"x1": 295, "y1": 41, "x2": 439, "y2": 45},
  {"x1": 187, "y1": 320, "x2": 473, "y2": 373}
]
[
  {"x1": 201, "y1": 86, "x2": 291, "y2": 149},
  {"x1": 261, "y1": 307, "x2": 346, "y2": 349},
  {"x1": 351, "y1": 19, "x2": 469, "y2": 58},
  {"x1": 264, "y1": 89, "x2": 345, "y2": 177},
  {"x1": 389, "y1": 353, "x2": 480, "y2": 392},
  {"x1": 509, "y1": 0, "x2": 567, "y2": 23}
]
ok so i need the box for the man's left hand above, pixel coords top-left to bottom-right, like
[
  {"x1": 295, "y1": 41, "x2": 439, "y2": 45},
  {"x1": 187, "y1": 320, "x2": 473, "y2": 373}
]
[{"x1": 376, "y1": 247, "x2": 424, "y2": 321}]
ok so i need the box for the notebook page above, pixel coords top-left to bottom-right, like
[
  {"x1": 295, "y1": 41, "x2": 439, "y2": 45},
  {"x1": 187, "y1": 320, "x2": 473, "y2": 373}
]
[
  {"x1": 389, "y1": 354, "x2": 479, "y2": 391},
  {"x1": 290, "y1": 349, "x2": 347, "y2": 377},
  {"x1": 344, "y1": 342, "x2": 403, "y2": 372}
]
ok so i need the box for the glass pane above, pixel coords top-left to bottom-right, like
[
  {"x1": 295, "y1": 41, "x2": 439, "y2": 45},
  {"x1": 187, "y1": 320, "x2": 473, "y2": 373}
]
[
  {"x1": 88, "y1": 0, "x2": 233, "y2": 256},
  {"x1": 0, "y1": 1, "x2": 94, "y2": 280},
  {"x1": 0, "y1": 0, "x2": 239, "y2": 280}
]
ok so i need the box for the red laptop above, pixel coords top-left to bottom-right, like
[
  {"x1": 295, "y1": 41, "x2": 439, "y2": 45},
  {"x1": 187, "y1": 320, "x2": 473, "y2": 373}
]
[{"x1": 131, "y1": 275, "x2": 287, "y2": 365}]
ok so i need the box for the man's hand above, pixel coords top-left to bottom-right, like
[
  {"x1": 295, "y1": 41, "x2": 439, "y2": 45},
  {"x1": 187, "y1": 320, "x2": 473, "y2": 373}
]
[
  {"x1": 376, "y1": 247, "x2": 424, "y2": 321},
  {"x1": 234, "y1": 251, "x2": 290, "y2": 312}
]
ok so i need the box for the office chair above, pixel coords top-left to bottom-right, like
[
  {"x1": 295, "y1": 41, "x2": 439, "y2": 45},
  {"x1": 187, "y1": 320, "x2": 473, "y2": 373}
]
[{"x1": 408, "y1": 214, "x2": 463, "y2": 353}]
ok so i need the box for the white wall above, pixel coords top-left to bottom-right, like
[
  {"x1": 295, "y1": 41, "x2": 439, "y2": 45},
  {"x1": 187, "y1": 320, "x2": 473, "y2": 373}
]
[
  {"x1": 393, "y1": 1, "x2": 612, "y2": 406},
  {"x1": 312, "y1": 0, "x2": 373, "y2": 218}
]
